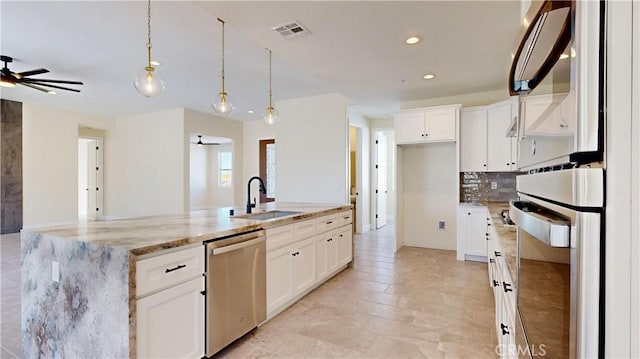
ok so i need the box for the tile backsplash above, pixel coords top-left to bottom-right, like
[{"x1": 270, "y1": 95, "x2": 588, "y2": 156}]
[{"x1": 460, "y1": 172, "x2": 520, "y2": 204}]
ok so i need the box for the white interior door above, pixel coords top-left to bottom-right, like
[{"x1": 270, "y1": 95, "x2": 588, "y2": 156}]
[
  {"x1": 375, "y1": 132, "x2": 388, "y2": 229},
  {"x1": 86, "y1": 139, "x2": 98, "y2": 220}
]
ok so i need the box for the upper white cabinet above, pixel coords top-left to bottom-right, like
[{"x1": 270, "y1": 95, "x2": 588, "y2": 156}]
[
  {"x1": 460, "y1": 108, "x2": 488, "y2": 172},
  {"x1": 460, "y1": 98, "x2": 518, "y2": 172},
  {"x1": 395, "y1": 104, "x2": 460, "y2": 144},
  {"x1": 487, "y1": 99, "x2": 518, "y2": 171},
  {"x1": 520, "y1": 92, "x2": 573, "y2": 136}
]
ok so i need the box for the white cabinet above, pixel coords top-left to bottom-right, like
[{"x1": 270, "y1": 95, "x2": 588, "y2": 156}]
[
  {"x1": 266, "y1": 210, "x2": 353, "y2": 317},
  {"x1": 487, "y1": 99, "x2": 518, "y2": 171},
  {"x1": 395, "y1": 105, "x2": 460, "y2": 144},
  {"x1": 487, "y1": 222, "x2": 516, "y2": 358},
  {"x1": 456, "y1": 205, "x2": 488, "y2": 261},
  {"x1": 135, "y1": 245, "x2": 205, "y2": 359},
  {"x1": 292, "y1": 238, "x2": 316, "y2": 295},
  {"x1": 460, "y1": 108, "x2": 488, "y2": 172},
  {"x1": 337, "y1": 226, "x2": 353, "y2": 266},
  {"x1": 460, "y1": 98, "x2": 518, "y2": 172},
  {"x1": 519, "y1": 93, "x2": 567, "y2": 136}
]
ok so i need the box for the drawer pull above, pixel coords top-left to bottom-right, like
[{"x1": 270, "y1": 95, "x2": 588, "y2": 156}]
[
  {"x1": 489, "y1": 259, "x2": 495, "y2": 263},
  {"x1": 503, "y1": 282, "x2": 513, "y2": 292},
  {"x1": 326, "y1": 238, "x2": 333, "y2": 242},
  {"x1": 165, "y1": 264, "x2": 186, "y2": 273},
  {"x1": 501, "y1": 323, "x2": 510, "y2": 335},
  {"x1": 343, "y1": 216, "x2": 350, "y2": 220},
  {"x1": 326, "y1": 221, "x2": 334, "y2": 225},
  {"x1": 292, "y1": 252, "x2": 300, "y2": 256},
  {"x1": 494, "y1": 251, "x2": 502, "y2": 257},
  {"x1": 493, "y1": 280, "x2": 500, "y2": 287}
]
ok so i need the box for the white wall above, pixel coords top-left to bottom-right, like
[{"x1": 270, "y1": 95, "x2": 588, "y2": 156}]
[
  {"x1": 275, "y1": 93, "x2": 352, "y2": 204},
  {"x1": 105, "y1": 108, "x2": 184, "y2": 218},
  {"x1": 401, "y1": 89, "x2": 510, "y2": 110},
  {"x1": 22, "y1": 104, "x2": 113, "y2": 227},
  {"x1": 401, "y1": 143, "x2": 458, "y2": 250},
  {"x1": 190, "y1": 142, "x2": 235, "y2": 209},
  {"x1": 348, "y1": 108, "x2": 371, "y2": 232},
  {"x1": 183, "y1": 109, "x2": 244, "y2": 208},
  {"x1": 242, "y1": 119, "x2": 275, "y2": 204}
]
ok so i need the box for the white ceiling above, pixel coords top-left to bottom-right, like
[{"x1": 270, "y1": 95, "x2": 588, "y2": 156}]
[{"x1": 0, "y1": 1, "x2": 521, "y2": 121}]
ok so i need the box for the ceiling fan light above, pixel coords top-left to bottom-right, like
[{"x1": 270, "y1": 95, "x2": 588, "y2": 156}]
[
  {"x1": 263, "y1": 107, "x2": 280, "y2": 125},
  {"x1": 0, "y1": 74, "x2": 16, "y2": 87},
  {"x1": 212, "y1": 92, "x2": 235, "y2": 116},
  {"x1": 134, "y1": 67, "x2": 165, "y2": 97}
]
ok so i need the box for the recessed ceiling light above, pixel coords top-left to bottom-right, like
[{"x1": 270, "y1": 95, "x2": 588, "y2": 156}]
[
  {"x1": 405, "y1": 36, "x2": 421, "y2": 45},
  {"x1": 423, "y1": 74, "x2": 435, "y2": 80},
  {"x1": 559, "y1": 53, "x2": 569, "y2": 60},
  {"x1": 150, "y1": 60, "x2": 161, "y2": 66},
  {"x1": 248, "y1": 110, "x2": 255, "y2": 114}
]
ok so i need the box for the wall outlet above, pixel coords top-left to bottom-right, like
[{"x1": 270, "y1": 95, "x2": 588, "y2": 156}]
[
  {"x1": 491, "y1": 181, "x2": 498, "y2": 190},
  {"x1": 438, "y1": 220, "x2": 446, "y2": 230},
  {"x1": 52, "y1": 261, "x2": 60, "y2": 283}
]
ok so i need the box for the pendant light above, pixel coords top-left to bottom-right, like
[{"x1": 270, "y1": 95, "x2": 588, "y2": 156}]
[
  {"x1": 212, "y1": 18, "x2": 234, "y2": 116},
  {"x1": 134, "y1": 0, "x2": 165, "y2": 97},
  {"x1": 263, "y1": 49, "x2": 279, "y2": 125}
]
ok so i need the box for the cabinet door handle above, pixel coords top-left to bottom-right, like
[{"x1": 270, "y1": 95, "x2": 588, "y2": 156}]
[
  {"x1": 165, "y1": 264, "x2": 186, "y2": 273},
  {"x1": 503, "y1": 282, "x2": 513, "y2": 292},
  {"x1": 424, "y1": 133, "x2": 429, "y2": 137},
  {"x1": 493, "y1": 280, "x2": 500, "y2": 287},
  {"x1": 483, "y1": 164, "x2": 487, "y2": 167},
  {"x1": 489, "y1": 258, "x2": 495, "y2": 263},
  {"x1": 494, "y1": 251, "x2": 502, "y2": 257},
  {"x1": 511, "y1": 162, "x2": 516, "y2": 165},
  {"x1": 501, "y1": 323, "x2": 510, "y2": 335},
  {"x1": 292, "y1": 252, "x2": 300, "y2": 256}
]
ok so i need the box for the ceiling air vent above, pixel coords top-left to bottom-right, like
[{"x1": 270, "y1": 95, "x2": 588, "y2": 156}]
[{"x1": 272, "y1": 21, "x2": 311, "y2": 40}]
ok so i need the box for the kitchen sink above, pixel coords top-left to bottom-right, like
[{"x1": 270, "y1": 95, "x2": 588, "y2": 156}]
[{"x1": 233, "y1": 210, "x2": 302, "y2": 220}]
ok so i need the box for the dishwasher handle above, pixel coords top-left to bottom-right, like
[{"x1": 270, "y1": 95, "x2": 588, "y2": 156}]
[{"x1": 210, "y1": 236, "x2": 265, "y2": 256}]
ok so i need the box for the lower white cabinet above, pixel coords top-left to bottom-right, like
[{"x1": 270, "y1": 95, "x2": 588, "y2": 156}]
[
  {"x1": 267, "y1": 211, "x2": 353, "y2": 317},
  {"x1": 456, "y1": 205, "x2": 489, "y2": 261},
  {"x1": 135, "y1": 245, "x2": 205, "y2": 359},
  {"x1": 337, "y1": 226, "x2": 353, "y2": 266},
  {"x1": 266, "y1": 237, "x2": 317, "y2": 314},
  {"x1": 136, "y1": 276, "x2": 205, "y2": 359}
]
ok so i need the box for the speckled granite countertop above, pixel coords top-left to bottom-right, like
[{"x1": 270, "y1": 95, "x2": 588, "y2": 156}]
[
  {"x1": 23, "y1": 202, "x2": 352, "y2": 256},
  {"x1": 486, "y1": 202, "x2": 517, "y2": 279}
]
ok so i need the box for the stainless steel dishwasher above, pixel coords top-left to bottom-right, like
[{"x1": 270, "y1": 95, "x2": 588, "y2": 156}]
[{"x1": 205, "y1": 229, "x2": 266, "y2": 357}]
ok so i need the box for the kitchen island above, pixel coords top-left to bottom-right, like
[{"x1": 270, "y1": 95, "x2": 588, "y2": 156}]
[{"x1": 20, "y1": 202, "x2": 352, "y2": 358}]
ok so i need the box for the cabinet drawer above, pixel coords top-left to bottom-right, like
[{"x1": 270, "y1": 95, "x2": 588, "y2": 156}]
[
  {"x1": 294, "y1": 219, "x2": 316, "y2": 240},
  {"x1": 136, "y1": 245, "x2": 204, "y2": 298},
  {"x1": 316, "y1": 213, "x2": 340, "y2": 234},
  {"x1": 266, "y1": 224, "x2": 295, "y2": 251},
  {"x1": 337, "y1": 210, "x2": 353, "y2": 226}
]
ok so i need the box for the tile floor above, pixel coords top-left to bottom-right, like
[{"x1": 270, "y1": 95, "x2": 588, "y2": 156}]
[{"x1": 0, "y1": 224, "x2": 497, "y2": 358}]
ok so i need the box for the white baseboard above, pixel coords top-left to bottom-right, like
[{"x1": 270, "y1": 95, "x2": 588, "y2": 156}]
[{"x1": 361, "y1": 224, "x2": 371, "y2": 233}]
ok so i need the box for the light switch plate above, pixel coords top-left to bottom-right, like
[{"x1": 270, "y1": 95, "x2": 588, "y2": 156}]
[{"x1": 438, "y1": 220, "x2": 446, "y2": 230}]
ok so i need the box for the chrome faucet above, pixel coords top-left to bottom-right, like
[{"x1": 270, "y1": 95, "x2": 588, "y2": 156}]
[{"x1": 246, "y1": 176, "x2": 267, "y2": 214}]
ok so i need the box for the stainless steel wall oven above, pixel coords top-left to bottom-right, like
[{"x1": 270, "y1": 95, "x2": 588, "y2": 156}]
[{"x1": 509, "y1": 0, "x2": 605, "y2": 358}]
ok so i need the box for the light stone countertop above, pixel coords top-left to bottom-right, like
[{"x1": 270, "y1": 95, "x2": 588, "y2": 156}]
[
  {"x1": 22, "y1": 201, "x2": 352, "y2": 256},
  {"x1": 487, "y1": 202, "x2": 517, "y2": 279}
]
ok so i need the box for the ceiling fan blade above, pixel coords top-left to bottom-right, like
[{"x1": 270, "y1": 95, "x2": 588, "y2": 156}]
[
  {"x1": 19, "y1": 82, "x2": 50, "y2": 93},
  {"x1": 15, "y1": 68, "x2": 49, "y2": 78},
  {"x1": 21, "y1": 78, "x2": 83, "y2": 85},
  {"x1": 26, "y1": 81, "x2": 81, "y2": 93}
]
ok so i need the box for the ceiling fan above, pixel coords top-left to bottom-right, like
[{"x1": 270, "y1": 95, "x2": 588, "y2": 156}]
[
  {"x1": 0, "y1": 55, "x2": 83, "y2": 94},
  {"x1": 192, "y1": 135, "x2": 221, "y2": 146}
]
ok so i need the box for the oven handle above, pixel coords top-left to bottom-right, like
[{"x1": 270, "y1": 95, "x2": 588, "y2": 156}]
[{"x1": 509, "y1": 200, "x2": 571, "y2": 247}]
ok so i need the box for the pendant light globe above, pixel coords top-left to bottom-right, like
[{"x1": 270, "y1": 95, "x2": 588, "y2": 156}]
[
  {"x1": 263, "y1": 107, "x2": 279, "y2": 125},
  {"x1": 212, "y1": 91, "x2": 235, "y2": 116},
  {"x1": 134, "y1": 66, "x2": 165, "y2": 97}
]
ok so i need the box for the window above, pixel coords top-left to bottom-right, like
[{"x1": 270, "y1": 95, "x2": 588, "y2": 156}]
[
  {"x1": 218, "y1": 151, "x2": 232, "y2": 188},
  {"x1": 259, "y1": 139, "x2": 276, "y2": 202}
]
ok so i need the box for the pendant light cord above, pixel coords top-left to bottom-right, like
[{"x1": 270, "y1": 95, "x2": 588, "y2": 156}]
[
  {"x1": 218, "y1": 18, "x2": 226, "y2": 94},
  {"x1": 145, "y1": 0, "x2": 153, "y2": 71},
  {"x1": 268, "y1": 48, "x2": 273, "y2": 108}
]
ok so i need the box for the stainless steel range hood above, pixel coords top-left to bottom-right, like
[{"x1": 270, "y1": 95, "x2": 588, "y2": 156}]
[{"x1": 509, "y1": 0, "x2": 573, "y2": 95}]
